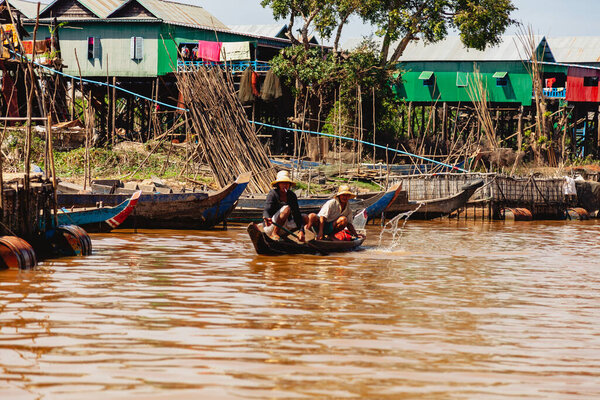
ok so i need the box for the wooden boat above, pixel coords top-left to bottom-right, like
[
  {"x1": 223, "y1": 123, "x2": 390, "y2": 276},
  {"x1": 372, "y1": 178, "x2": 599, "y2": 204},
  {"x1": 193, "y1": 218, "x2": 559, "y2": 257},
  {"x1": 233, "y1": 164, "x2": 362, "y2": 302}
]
[
  {"x1": 247, "y1": 223, "x2": 365, "y2": 255},
  {"x1": 56, "y1": 173, "x2": 251, "y2": 229},
  {"x1": 387, "y1": 179, "x2": 484, "y2": 219},
  {"x1": 40, "y1": 191, "x2": 141, "y2": 233},
  {"x1": 229, "y1": 182, "x2": 402, "y2": 223}
]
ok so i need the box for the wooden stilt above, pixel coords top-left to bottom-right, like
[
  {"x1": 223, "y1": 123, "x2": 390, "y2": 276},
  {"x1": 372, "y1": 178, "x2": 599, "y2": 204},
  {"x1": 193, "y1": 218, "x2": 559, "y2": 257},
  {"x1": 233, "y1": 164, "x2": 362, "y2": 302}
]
[
  {"x1": 442, "y1": 102, "x2": 448, "y2": 143},
  {"x1": 408, "y1": 102, "x2": 413, "y2": 139},
  {"x1": 112, "y1": 76, "x2": 116, "y2": 145},
  {"x1": 420, "y1": 105, "x2": 425, "y2": 137},
  {"x1": 70, "y1": 77, "x2": 75, "y2": 120}
]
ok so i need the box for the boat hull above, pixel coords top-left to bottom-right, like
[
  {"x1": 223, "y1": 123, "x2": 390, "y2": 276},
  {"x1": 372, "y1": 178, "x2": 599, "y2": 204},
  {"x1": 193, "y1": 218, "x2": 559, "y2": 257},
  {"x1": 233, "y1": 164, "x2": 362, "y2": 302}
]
[
  {"x1": 247, "y1": 223, "x2": 364, "y2": 255},
  {"x1": 387, "y1": 179, "x2": 484, "y2": 219},
  {"x1": 56, "y1": 174, "x2": 251, "y2": 230},
  {"x1": 42, "y1": 191, "x2": 140, "y2": 233},
  {"x1": 231, "y1": 183, "x2": 401, "y2": 223}
]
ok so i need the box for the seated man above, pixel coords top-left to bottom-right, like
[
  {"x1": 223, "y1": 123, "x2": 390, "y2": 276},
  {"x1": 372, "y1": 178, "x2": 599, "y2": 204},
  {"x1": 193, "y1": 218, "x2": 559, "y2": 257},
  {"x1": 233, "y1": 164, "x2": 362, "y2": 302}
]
[
  {"x1": 263, "y1": 170, "x2": 317, "y2": 241},
  {"x1": 317, "y1": 185, "x2": 362, "y2": 240}
]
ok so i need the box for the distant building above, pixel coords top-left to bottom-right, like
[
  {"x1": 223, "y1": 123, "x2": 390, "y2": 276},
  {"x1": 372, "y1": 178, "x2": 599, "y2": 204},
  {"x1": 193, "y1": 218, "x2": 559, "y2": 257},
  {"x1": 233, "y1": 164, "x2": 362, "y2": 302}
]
[{"x1": 345, "y1": 35, "x2": 562, "y2": 106}]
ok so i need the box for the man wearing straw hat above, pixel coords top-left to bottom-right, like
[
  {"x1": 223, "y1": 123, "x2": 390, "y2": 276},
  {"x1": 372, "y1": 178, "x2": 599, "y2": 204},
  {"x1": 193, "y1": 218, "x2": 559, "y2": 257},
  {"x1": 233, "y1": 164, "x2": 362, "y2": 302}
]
[
  {"x1": 316, "y1": 185, "x2": 362, "y2": 240},
  {"x1": 263, "y1": 170, "x2": 317, "y2": 241}
]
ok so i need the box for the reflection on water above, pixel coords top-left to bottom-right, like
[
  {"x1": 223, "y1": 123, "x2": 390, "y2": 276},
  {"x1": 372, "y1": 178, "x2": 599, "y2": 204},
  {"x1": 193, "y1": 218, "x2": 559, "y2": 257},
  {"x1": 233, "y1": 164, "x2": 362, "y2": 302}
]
[{"x1": 1, "y1": 221, "x2": 600, "y2": 399}]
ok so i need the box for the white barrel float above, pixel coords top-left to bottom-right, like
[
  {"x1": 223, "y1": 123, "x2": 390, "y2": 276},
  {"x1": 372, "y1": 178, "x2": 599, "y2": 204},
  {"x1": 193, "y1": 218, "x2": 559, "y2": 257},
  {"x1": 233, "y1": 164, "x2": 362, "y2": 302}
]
[
  {"x1": 503, "y1": 208, "x2": 533, "y2": 221},
  {"x1": 0, "y1": 236, "x2": 37, "y2": 270},
  {"x1": 49, "y1": 225, "x2": 92, "y2": 257},
  {"x1": 566, "y1": 207, "x2": 590, "y2": 221}
]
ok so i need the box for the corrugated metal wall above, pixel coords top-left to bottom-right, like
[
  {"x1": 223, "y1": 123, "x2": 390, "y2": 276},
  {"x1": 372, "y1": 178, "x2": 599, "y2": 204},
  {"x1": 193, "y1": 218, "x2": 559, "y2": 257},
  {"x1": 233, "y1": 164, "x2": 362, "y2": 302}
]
[
  {"x1": 60, "y1": 22, "x2": 159, "y2": 78},
  {"x1": 393, "y1": 61, "x2": 534, "y2": 105}
]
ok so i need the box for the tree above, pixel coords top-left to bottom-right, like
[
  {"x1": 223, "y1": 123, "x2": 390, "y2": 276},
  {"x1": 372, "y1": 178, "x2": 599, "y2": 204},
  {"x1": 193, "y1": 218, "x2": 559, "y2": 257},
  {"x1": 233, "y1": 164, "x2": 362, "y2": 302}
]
[
  {"x1": 260, "y1": 0, "x2": 325, "y2": 49},
  {"x1": 361, "y1": 0, "x2": 516, "y2": 65},
  {"x1": 261, "y1": 0, "x2": 363, "y2": 52}
]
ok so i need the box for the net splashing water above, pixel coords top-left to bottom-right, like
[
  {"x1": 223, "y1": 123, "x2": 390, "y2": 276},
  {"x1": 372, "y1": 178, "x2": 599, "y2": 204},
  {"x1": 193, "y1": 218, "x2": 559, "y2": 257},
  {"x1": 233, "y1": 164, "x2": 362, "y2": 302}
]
[{"x1": 378, "y1": 203, "x2": 424, "y2": 250}]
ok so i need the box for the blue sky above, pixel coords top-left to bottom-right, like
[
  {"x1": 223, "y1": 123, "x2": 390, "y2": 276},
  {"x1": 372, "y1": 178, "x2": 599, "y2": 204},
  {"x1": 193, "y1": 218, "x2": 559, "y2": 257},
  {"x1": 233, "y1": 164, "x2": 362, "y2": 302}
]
[{"x1": 189, "y1": 0, "x2": 600, "y2": 42}]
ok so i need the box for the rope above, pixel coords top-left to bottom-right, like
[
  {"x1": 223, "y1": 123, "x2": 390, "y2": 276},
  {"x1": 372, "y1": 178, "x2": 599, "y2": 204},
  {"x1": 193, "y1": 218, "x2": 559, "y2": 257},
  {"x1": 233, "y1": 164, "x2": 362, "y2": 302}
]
[
  {"x1": 18, "y1": 50, "x2": 470, "y2": 173},
  {"x1": 251, "y1": 121, "x2": 469, "y2": 173}
]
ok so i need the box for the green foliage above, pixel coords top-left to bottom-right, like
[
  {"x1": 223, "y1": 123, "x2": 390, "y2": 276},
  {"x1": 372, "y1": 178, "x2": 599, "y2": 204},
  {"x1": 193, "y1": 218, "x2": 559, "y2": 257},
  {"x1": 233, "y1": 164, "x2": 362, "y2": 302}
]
[
  {"x1": 453, "y1": 0, "x2": 516, "y2": 51},
  {"x1": 263, "y1": 0, "x2": 516, "y2": 143},
  {"x1": 356, "y1": 0, "x2": 516, "y2": 64},
  {"x1": 51, "y1": 144, "x2": 181, "y2": 180}
]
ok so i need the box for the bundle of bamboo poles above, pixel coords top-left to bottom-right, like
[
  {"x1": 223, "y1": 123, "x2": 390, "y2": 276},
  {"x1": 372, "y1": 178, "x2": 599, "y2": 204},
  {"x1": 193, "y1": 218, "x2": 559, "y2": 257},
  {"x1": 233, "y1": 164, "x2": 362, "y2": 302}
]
[{"x1": 176, "y1": 67, "x2": 276, "y2": 193}]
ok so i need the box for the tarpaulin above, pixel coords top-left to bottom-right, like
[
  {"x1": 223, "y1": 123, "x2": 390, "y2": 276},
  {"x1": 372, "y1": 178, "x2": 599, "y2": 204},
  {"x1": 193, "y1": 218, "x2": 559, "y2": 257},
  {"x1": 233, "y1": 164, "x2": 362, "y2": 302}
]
[
  {"x1": 1, "y1": 24, "x2": 18, "y2": 47},
  {"x1": 22, "y1": 39, "x2": 51, "y2": 55}
]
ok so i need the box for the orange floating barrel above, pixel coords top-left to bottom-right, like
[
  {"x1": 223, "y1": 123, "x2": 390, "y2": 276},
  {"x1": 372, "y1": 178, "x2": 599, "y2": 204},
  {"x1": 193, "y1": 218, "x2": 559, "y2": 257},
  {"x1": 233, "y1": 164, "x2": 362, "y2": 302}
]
[
  {"x1": 566, "y1": 207, "x2": 590, "y2": 221},
  {"x1": 49, "y1": 225, "x2": 92, "y2": 257},
  {"x1": 503, "y1": 208, "x2": 533, "y2": 221},
  {"x1": 0, "y1": 236, "x2": 37, "y2": 270}
]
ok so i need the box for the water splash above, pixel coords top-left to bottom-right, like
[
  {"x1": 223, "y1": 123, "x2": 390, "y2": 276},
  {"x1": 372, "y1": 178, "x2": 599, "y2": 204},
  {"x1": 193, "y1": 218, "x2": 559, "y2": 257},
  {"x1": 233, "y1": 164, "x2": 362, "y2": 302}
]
[{"x1": 377, "y1": 203, "x2": 424, "y2": 250}]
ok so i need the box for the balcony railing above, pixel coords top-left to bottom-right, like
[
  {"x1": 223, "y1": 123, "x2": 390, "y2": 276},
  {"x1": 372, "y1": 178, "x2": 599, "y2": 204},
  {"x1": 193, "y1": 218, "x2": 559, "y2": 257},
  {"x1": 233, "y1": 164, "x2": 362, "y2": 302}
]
[
  {"x1": 542, "y1": 87, "x2": 566, "y2": 99},
  {"x1": 177, "y1": 60, "x2": 271, "y2": 74}
]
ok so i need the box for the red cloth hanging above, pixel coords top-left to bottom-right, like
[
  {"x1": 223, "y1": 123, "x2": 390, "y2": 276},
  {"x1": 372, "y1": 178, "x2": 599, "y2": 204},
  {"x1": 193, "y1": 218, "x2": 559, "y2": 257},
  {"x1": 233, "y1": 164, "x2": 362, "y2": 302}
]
[
  {"x1": 196, "y1": 40, "x2": 222, "y2": 62},
  {"x1": 545, "y1": 77, "x2": 556, "y2": 88},
  {"x1": 251, "y1": 70, "x2": 260, "y2": 97},
  {"x1": 1, "y1": 65, "x2": 19, "y2": 119}
]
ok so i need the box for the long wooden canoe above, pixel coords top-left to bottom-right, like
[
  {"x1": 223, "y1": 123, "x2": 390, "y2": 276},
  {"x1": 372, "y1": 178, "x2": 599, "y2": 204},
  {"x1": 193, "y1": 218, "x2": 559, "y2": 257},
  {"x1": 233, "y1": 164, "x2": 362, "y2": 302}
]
[
  {"x1": 56, "y1": 173, "x2": 251, "y2": 229},
  {"x1": 247, "y1": 223, "x2": 365, "y2": 255},
  {"x1": 387, "y1": 179, "x2": 484, "y2": 219},
  {"x1": 40, "y1": 191, "x2": 140, "y2": 233}
]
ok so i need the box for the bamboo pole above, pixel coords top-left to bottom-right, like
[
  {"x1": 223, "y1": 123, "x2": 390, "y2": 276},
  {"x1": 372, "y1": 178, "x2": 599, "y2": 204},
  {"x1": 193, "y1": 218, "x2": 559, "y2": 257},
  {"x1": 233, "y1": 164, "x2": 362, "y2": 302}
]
[
  {"x1": 74, "y1": 49, "x2": 90, "y2": 190},
  {"x1": 175, "y1": 66, "x2": 275, "y2": 193},
  {"x1": 372, "y1": 87, "x2": 376, "y2": 164},
  {"x1": 112, "y1": 76, "x2": 116, "y2": 145},
  {"x1": 47, "y1": 114, "x2": 58, "y2": 227}
]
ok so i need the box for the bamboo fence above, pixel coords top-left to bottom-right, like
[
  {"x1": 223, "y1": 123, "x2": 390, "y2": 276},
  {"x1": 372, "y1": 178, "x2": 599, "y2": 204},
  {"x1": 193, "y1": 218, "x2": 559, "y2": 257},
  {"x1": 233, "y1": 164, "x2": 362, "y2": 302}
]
[{"x1": 176, "y1": 67, "x2": 276, "y2": 193}]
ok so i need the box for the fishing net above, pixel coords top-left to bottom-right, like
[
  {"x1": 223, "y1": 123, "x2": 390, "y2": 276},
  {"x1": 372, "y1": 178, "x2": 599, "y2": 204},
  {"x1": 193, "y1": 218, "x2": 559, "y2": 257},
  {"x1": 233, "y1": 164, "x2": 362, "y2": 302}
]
[
  {"x1": 261, "y1": 70, "x2": 283, "y2": 102},
  {"x1": 352, "y1": 208, "x2": 368, "y2": 233},
  {"x1": 238, "y1": 67, "x2": 256, "y2": 104}
]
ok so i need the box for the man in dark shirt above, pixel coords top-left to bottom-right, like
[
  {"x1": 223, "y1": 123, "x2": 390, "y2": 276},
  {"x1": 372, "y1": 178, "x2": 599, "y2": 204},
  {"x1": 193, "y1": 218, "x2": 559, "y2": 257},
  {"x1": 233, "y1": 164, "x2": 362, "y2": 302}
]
[{"x1": 263, "y1": 171, "x2": 317, "y2": 241}]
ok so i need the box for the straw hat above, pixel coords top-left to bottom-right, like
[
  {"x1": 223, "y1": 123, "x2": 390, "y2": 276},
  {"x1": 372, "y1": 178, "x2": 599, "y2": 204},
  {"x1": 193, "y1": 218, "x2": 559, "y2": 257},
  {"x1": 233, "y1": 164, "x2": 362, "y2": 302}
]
[
  {"x1": 335, "y1": 185, "x2": 356, "y2": 198},
  {"x1": 271, "y1": 170, "x2": 295, "y2": 187}
]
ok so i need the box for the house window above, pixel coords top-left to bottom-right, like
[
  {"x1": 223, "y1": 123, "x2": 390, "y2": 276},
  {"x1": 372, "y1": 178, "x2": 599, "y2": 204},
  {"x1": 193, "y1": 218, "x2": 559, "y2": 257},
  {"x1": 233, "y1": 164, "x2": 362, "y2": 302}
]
[
  {"x1": 419, "y1": 71, "x2": 434, "y2": 87},
  {"x1": 456, "y1": 72, "x2": 468, "y2": 87},
  {"x1": 493, "y1": 71, "x2": 508, "y2": 87},
  {"x1": 583, "y1": 76, "x2": 599, "y2": 87},
  {"x1": 87, "y1": 37, "x2": 100, "y2": 59},
  {"x1": 130, "y1": 37, "x2": 144, "y2": 60}
]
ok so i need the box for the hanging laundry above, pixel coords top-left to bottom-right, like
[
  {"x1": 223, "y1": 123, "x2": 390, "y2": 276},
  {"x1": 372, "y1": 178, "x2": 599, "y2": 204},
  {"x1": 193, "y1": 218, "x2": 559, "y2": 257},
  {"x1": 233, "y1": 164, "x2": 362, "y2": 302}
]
[
  {"x1": 196, "y1": 40, "x2": 222, "y2": 62},
  {"x1": 251, "y1": 70, "x2": 260, "y2": 97},
  {"x1": 1, "y1": 64, "x2": 19, "y2": 119},
  {"x1": 181, "y1": 46, "x2": 190, "y2": 60},
  {"x1": 220, "y1": 42, "x2": 251, "y2": 61}
]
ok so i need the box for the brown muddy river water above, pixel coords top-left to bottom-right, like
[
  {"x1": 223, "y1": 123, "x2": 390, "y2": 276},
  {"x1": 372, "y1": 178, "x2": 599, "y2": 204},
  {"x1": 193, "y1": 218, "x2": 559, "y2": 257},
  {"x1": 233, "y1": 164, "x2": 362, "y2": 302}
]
[{"x1": 1, "y1": 220, "x2": 600, "y2": 399}]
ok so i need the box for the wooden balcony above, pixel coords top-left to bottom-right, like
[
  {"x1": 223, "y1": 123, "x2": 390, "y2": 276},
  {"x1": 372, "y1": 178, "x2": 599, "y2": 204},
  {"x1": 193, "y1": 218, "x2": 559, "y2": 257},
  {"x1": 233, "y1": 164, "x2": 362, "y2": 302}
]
[{"x1": 177, "y1": 60, "x2": 271, "y2": 74}]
